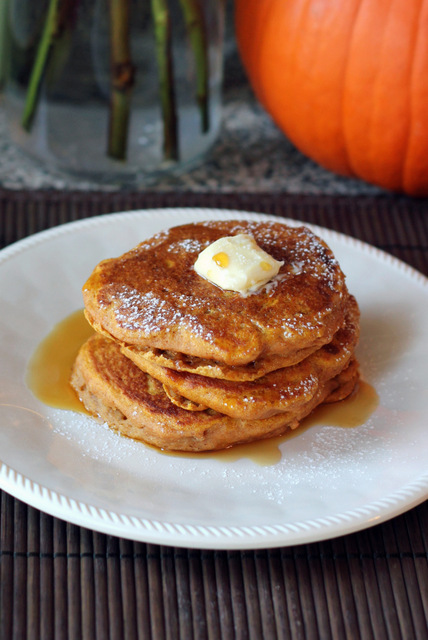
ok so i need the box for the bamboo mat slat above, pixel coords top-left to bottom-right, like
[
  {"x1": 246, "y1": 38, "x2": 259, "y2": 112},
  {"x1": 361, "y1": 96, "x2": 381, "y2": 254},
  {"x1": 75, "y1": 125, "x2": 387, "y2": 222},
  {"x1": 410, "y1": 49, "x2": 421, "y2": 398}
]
[{"x1": 0, "y1": 190, "x2": 427, "y2": 640}]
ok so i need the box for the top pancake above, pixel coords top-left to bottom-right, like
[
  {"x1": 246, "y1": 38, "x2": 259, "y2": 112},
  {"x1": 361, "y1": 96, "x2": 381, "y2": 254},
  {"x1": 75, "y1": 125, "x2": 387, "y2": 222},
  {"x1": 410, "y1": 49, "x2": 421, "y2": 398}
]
[{"x1": 83, "y1": 220, "x2": 349, "y2": 366}]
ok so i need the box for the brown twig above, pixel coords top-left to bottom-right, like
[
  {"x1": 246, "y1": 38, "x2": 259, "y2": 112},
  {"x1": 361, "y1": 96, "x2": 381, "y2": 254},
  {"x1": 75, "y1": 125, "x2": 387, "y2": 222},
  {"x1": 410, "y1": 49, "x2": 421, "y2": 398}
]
[
  {"x1": 178, "y1": 0, "x2": 209, "y2": 132},
  {"x1": 150, "y1": 0, "x2": 178, "y2": 161},
  {"x1": 107, "y1": 0, "x2": 135, "y2": 160}
]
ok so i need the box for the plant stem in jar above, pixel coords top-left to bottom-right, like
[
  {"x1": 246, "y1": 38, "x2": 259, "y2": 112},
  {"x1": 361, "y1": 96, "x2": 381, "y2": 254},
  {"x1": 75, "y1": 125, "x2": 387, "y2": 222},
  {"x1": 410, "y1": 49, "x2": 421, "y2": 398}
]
[
  {"x1": 108, "y1": 0, "x2": 135, "y2": 160},
  {"x1": 178, "y1": 0, "x2": 209, "y2": 132},
  {"x1": 21, "y1": 0, "x2": 68, "y2": 130},
  {"x1": 150, "y1": 0, "x2": 178, "y2": 161},
  {"x1": 0, "y1": 0, "x2": 9, "y2": 89}
]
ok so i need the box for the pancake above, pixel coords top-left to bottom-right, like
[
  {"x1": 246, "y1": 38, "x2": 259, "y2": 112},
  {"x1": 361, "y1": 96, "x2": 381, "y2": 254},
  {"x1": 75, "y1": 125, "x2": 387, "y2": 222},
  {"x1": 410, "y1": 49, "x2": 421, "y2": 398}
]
[
  {"x1": 122, "y1": 295, "x2": 359, "y2": 420},
  {"x1": 160, "y1": 358, "x2": 361, "y2": 413},
  {"x1": 70, "y1": 334, "x2": 359, "y2": 452},
  {"x1": 122, "y1": 340, "x2": 325, "y2": 382},
  {"x1": 82, "y1": 220, "x2": 349, "y2": 366}
]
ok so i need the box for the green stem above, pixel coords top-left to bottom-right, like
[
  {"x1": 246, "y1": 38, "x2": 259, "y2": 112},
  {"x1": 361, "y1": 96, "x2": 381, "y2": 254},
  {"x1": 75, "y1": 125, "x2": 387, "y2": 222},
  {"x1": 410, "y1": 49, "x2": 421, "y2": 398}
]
[
  {"x1": 21, "y1": 0, "x2": 78, "y2": 131},
  {"x1": 21, "y1": 0, "x2": 61, "y2": 130},
  {"x1": 178, "y1": 0, "x2": 209, "y2": 132},
  {"x1": 0, "y1": 0, "x2": 9, "y2": 89},
  {"x1": 108, "y1": 0, "x2": 135, "y2": 160},
  {"x1": 150, "y1": 0, "x2": 178, "y2": 161}
]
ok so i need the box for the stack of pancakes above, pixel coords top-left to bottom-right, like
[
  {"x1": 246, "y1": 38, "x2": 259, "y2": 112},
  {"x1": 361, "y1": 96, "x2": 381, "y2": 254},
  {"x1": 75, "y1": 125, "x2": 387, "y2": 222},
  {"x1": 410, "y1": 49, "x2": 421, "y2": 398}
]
[{"x1": 71, "y1": 219, "x2": 360, "y2": 452}]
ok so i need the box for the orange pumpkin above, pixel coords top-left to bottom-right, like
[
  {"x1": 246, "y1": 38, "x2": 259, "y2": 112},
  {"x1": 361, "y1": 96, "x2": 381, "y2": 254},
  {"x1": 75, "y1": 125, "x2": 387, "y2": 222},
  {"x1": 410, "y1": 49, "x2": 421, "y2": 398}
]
[{"x1": 235, "y1": 0, "x2": 428, "y2": 196}]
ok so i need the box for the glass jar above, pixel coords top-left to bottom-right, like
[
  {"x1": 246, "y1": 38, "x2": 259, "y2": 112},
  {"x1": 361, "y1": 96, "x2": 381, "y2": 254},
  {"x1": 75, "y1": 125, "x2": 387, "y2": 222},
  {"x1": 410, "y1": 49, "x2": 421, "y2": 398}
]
[{"x1": 2, "y1": 0, "x2": 225, "y2": 186}]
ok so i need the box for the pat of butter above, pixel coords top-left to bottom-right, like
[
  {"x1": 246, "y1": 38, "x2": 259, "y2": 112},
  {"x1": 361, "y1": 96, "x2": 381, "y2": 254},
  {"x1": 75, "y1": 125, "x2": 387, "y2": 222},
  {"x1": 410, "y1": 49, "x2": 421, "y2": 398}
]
[{"x1": 194, "y1": 233, "x2": 283, "y2": 294}]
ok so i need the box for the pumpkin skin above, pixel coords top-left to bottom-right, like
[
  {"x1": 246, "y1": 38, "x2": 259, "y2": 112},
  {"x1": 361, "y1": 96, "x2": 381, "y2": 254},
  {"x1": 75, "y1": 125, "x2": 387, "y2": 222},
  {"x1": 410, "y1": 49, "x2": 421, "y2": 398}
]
[{"x1": 235, "y1": 0, "x2": 428, "y2": 196}]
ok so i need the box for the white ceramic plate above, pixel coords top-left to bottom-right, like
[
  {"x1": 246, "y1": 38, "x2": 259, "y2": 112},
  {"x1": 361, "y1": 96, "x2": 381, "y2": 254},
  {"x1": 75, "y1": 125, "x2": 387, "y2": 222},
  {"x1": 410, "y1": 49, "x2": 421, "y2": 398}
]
[{"x1": 1, "y1": 208, "x2": 427, "y2": 550}]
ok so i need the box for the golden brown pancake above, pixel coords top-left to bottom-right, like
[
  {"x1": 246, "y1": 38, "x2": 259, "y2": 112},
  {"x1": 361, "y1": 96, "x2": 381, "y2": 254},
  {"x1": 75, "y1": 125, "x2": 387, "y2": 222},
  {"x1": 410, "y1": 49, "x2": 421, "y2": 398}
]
[
  {"x1": 75, "y1": 219, "x2": 361, "y2": 452},
  {"x1": 122, "y1": 295, "x2": 359, "y2": 420},
  {"x1": 123, "y1": 340, "x2": 326, "y2": 382},
  {"x1": 70, "y1": 334, "x2": 359, "y2": 452},
  {"x1": 82, "y1": 220, "x2": 349, "y2": 366}
]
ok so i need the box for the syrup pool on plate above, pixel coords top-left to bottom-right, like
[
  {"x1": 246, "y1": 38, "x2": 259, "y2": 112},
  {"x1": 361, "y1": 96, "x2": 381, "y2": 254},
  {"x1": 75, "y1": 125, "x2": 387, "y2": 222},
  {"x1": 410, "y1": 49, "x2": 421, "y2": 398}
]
[
  {"x1": 26, "y1": 310, "x2": 379, "y2": 465},
  {"x1": 26, "y1": 309, "x2": 94, "y2": 414}
]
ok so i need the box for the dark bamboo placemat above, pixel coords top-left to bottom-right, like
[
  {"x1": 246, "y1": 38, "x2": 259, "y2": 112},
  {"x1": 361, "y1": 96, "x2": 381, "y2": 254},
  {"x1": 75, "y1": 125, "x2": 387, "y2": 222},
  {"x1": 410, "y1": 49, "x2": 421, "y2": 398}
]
[{"x1": 1, "y1": 190, "x2": 427, "y2": 640}]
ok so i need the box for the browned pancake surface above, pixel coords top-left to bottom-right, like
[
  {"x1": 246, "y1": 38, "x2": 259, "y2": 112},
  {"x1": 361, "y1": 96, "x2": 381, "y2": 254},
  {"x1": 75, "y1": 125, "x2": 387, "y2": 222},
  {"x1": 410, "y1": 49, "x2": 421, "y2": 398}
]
[
  {"x1": 124, "y1": 296, "x2": 359, "y2": 419},
  {"x1": 83, "y1": 220, "x2": 349, "y2": 365},
  {"x1": 124, "y1": 340, "x2": 325, "y2": 382},
  {"x1": 70, "y1": 334, "x2": 359, "y2": 452}
]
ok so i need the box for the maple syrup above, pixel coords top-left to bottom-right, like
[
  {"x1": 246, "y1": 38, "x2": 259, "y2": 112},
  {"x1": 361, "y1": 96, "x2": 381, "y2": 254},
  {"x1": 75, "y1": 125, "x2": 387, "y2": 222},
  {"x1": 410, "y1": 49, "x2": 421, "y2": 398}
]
[
  {"x1": 26, "y1": 309, "x2": 94, "y2": 414},
  {"x1": 173, "y1": 379, "x2": 379, "y2": 465},
  {"x1": 27, "y1": 309, "x2": 379, "y2": 466}
]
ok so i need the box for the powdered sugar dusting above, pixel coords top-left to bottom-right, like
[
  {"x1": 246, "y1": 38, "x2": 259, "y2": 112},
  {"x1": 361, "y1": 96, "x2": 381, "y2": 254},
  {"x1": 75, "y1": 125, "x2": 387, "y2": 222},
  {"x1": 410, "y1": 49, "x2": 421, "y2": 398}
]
[
  {"x1": 279, "y1": 373, "x2": 318, "y2": 401},
  {"x1": 114, "y1": 287, "x2": 177, "y2": 334},
  {"x1": 48, "y1": 405, "x2": 384, "y2": 514},
  {"x1": 113, "y1": 285, "x2": 216, "y2": 342},
  {"x1": 167, "y1": 238, "x2": 204, "y2": 254}
]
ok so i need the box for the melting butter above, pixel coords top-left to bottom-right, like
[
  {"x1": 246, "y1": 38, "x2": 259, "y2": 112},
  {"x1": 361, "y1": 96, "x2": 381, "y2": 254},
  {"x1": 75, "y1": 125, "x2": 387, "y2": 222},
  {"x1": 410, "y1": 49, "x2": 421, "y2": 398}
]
[{"x1": 194, "y1": 234, "x2": 283, "y2": 294}]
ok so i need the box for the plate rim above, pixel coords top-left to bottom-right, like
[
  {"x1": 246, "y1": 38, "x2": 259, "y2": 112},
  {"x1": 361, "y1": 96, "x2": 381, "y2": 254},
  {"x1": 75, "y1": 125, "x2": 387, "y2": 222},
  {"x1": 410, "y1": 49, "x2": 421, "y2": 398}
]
[{"x1": 1, "y1": 206, "x2": 427, "y2": 550}]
